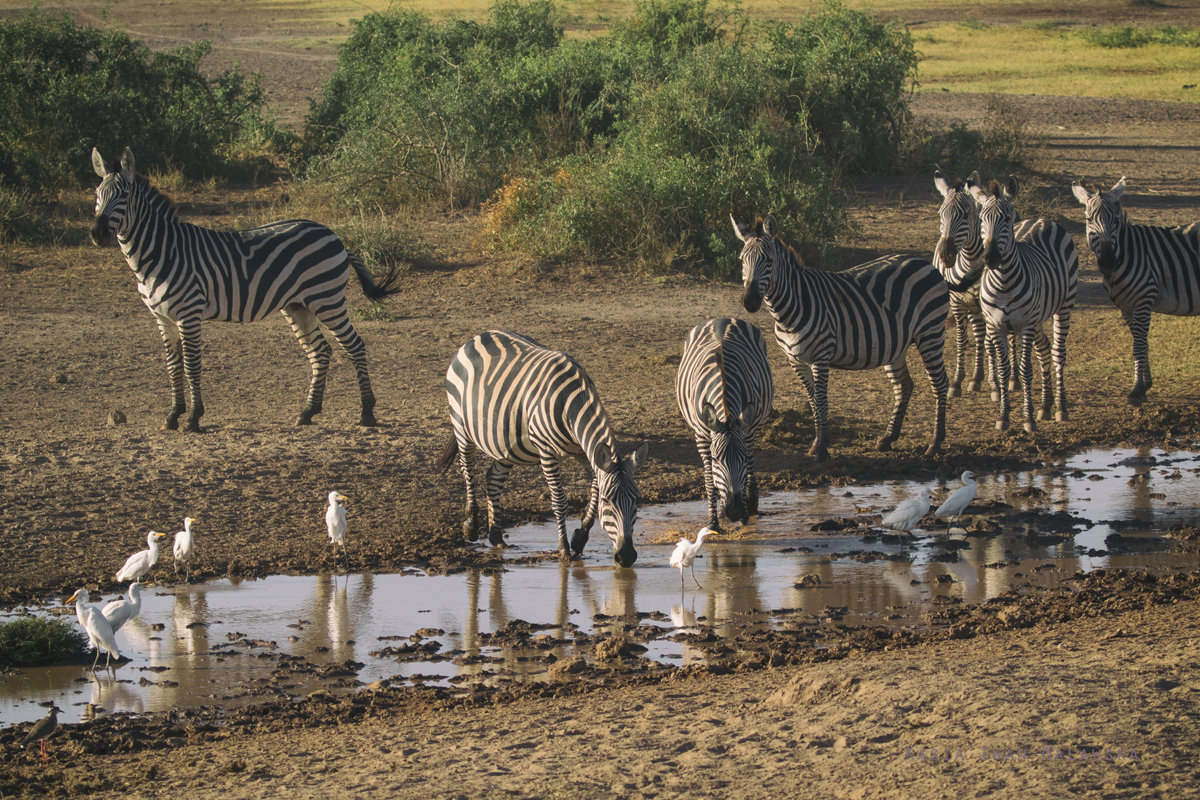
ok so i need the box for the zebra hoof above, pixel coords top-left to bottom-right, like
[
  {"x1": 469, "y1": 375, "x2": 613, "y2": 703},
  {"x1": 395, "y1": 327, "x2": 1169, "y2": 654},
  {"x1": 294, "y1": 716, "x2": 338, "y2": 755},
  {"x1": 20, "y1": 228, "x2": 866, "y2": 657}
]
[
  {"x1": 462, "y1": 520, "x2": 480, "y2": 542},
  {"x1": 569, "y1": 528, "x2": 589, "y2": 556},
  {"x1": 487, "y1": 527, "x2": 505, "y2": 546},
  {"x1": 991, "y1": 391, "x2": 1001, "y2": 402},
  {"x1": 1037, "y1": 409, "x2": 1051, "y2": 422},
  {"x1": 358, "y1": 412, "x2": 379, "y2": 427},
  {"x1": 1024, "y1": 422, "x2": 1037, "y2": 433},
  {"x1": 967, "y1": 381, "x2": 983, "y2": 392},
  {"x1": 874, "y1": 438, "x2": 893, "y2": 452},
  {"x1": 924, "y1": 444, "x2": 943, "y2": 458},
  {"x1": 1127, "y1": 395, "x2": 1145, "y2": 408},
  {"x1": 810, "y1": 448, "x2": 830, "y2": 463},
  {"x1": 948, "y1": 387, "x2": 962, "y2": 399},
  {"x1": 184, "y1": 419, "x2": 202, "y2": 433},
  {"x1": 1056, "y1": 411, "x2": 1069, "y2": 422},
  {"x1": 995, "y1": 420, "x2": 1009, "y2": 431},
  {"x1": 160, "y1": 420, "x2": 179, "y2": 432}
]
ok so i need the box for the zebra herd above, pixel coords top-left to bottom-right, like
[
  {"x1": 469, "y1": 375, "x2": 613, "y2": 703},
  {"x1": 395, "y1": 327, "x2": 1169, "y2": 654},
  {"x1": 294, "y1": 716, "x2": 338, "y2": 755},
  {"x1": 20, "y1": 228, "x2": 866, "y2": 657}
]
[{"x1": 90, "y1": 149, "x2": 1200, "y2": 566}]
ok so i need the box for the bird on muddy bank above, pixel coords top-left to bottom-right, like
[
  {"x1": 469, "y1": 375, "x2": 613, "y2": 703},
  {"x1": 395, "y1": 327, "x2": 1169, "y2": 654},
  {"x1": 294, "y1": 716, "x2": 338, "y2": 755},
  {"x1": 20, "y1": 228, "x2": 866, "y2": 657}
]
[
  {"x1": 935, "y1": 471, "x2": 978, "y2": 534},
  {"x1": 670, "y1": 527, "x2": 713, "y2": 590},
  {"x1": 326, "y1": 491, "x2": 350, "y2": 570},
  {"x1": 114, "y1": 531, "x2": 166, "y2": 583},
  {"x1": 20, "y1": 704, "x2": 61, "y2": 766},
  {"x1": 880, "y1": 488, "x2": 932, "y2": 535},
  {"x1": 173, "y1": 516, "x2": 196, "y2": 581}
]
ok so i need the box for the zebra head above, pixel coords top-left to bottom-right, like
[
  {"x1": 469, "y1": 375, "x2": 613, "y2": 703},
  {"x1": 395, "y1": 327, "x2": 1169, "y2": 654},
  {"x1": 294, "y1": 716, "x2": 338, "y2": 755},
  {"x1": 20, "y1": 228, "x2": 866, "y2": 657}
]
[
  {"x1": 971, "y1": 176, "x2": 1019, "y2": 270},
  {"x1": 731, "y1": 213, "x2": 779, "y2": 313},
  {"x1": 702, "y1": 400, "x2": 757, "y2": 525},
  {"x1": 933, "y1": 168, "x2": 983, "y2": 284},
  {"x1": 90, "y1": 147, "x2": 136, "y2": 247},
  {"x1": 592, "y1": 441, "x2": 649, "y2": 568},
  {"x1": 1072, "y1": 177, "x2": 1126, "y2": 274}
]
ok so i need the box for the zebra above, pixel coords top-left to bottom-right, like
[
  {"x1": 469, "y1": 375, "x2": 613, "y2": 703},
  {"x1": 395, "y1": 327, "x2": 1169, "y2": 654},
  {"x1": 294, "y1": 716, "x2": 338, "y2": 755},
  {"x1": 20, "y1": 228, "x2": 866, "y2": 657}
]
[
  {"x1": 732, "y1": 213, "x2": 949, "y2": 463},
  {"x1": 970, "y1": 176, "x2": 1078, "y2": 432},
  {"x1": 933, "y1": 168, "x2": 1050, "y2": 400},
  {"x1": 1072, "y1": 177, "x2": 1200, "y2": 406},
  {"x1": 675, "y1": 318, "x2": 774, "y2": 531},
  {"x1": 90, "y1": 147, "x2": 400, "y2": 431},
  {"x1": 435, "y1": 330, "x2": 649, "y2": 566}
]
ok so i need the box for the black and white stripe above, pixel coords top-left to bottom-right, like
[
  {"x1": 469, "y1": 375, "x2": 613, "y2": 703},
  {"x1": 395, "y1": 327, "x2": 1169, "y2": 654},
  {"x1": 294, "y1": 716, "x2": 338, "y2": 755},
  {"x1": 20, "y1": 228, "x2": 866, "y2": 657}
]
[
  {"x1": 933, "y1": 168, "x2": 1049, "y2": 399},
  {"x1": 1072, "y1": 177, "x2": 1200, "y2": 406},
  {"x1": 436, "y1": 330, "x2": 648, "y2": 566},
  {"x1": 972, "y1": 176, "x2": 1078, "y2": 432},
  {"x1": 732, "y1": 213, "x2": 949, "y2": 462},
  {"x1": 675, "y1": 318, "x2": 774, "y2": 530},
  {"x1": 90, "y1": 147, "x2": 399, "y2": 431}
]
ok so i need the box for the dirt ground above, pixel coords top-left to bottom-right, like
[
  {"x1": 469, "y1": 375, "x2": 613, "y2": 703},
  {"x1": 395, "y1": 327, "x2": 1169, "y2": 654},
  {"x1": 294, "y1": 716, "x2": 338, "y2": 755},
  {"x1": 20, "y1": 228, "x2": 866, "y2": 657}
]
[{"x1": 3, "y1": 1, "x2": 1200, "y2": 797}]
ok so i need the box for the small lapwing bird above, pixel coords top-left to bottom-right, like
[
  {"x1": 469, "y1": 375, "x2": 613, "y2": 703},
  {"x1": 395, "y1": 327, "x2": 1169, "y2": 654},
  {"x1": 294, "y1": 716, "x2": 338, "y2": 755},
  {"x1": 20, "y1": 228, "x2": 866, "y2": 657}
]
[{"x1": 20, "y1": 704, "x2": 62, "y2": 766}]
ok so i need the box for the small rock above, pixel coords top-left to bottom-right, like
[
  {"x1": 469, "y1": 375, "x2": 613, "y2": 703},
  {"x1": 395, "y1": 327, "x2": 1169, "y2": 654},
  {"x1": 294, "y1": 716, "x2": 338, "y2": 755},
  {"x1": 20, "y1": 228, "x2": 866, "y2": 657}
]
[
  {"x1": 107, "y1": 409, "x2": 127, "y2": 427},
  {"x1": 547, "y1": 656, "x2": 587, "y2": 678},
  {"x1": 51, "y1": 373, "x2": 68, "y2": 384},
  {"x1": 794, "y1": 574, "x2": 821, "y2": 589}
]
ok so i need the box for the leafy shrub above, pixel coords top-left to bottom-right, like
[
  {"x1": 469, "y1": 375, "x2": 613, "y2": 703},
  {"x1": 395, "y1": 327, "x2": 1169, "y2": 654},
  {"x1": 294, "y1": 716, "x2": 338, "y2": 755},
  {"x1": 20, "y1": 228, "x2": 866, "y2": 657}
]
[
  {"x1": 902, "y1": 94, "x2": 1044, "y2": 179},
  {"x1": 0, "y1": 7, "x2": 276, "y2": 191},
  {"x1": 0, "y1": 616, "x2": 87, "y2": 668},
  {"x1": 0, "y1": 180, "x2": 42, "y2": 243},
  {"x1": 1076, "y1": 25, "x2": 1200, "y2": 48}
]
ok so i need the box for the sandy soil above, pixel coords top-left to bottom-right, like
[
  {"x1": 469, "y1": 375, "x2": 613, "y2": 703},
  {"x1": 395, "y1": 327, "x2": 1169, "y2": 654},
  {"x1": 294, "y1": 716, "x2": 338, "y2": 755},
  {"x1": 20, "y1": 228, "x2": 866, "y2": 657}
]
[{"x1": 2, "y1": 2, "x2": 1200, "y2": 797}]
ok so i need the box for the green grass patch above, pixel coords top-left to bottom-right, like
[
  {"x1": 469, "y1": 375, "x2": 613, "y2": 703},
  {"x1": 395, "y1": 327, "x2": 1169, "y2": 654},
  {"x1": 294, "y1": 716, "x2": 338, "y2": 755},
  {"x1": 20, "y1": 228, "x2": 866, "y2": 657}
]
[{"x1": 0, "y1": 616, "x2": 88, "y2": 669}]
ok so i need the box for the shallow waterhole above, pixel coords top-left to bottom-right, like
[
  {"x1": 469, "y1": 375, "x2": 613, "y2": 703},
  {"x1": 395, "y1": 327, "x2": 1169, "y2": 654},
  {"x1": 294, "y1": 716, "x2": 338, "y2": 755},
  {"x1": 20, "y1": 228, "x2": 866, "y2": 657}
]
[{"x1": 3, "y1": 446, "x2": 1200, "y2": 728}]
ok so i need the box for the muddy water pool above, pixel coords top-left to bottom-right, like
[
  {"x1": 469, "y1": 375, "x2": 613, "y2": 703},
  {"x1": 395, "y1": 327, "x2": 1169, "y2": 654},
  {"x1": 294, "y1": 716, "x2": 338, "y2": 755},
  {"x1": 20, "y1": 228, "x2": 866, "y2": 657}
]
[{"x1": 3, "y1": 447, "x2": 1199, "y2": 728}]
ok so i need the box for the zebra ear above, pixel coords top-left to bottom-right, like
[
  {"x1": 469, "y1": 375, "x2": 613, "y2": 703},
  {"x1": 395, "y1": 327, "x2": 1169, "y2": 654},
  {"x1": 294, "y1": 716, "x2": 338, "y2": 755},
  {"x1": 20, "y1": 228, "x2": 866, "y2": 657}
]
[
  {"x1": 730, "y1": 214, "x2": 751, "y2": 242},
  {"x1": 967, "y1": 170, "x2": 982, "y2": 186},
  {"x1": 120, "y1": 147, "x2": 136, "y2": 177},
  {"x1": 1004, "y1": 175, "x2": 1019, "y2": 200},
  {"x1": 1111, "y1": 176, "x2": 1126, "y2": 201},
  {"x1": 934, "y1": 168, "x2": 952, "y2": 198},
  {"x1": 701, "y1": 402, "x2": 724, "y2": 433},
  {"x1": 1071, "y1": 181, "x2": 1092, "y2": 205},
  {"x1": 593, "y1": 442, "x2": 618, "y2": 473},
  {"x1": 91, "y1": 148, "x2": 108, "y2": 178},
  {"x1": 624, "y1": 442, "x2": 649, "y2": 474},
  {"x1": 762, "y1": 213, "x2": 779, "y2": 239},
  {"x1": 968, "y1": 181, "x2": 987, "y2": 204},
  {"x1": 739, "y1": 402, "x2": 758, "y2": 429}
]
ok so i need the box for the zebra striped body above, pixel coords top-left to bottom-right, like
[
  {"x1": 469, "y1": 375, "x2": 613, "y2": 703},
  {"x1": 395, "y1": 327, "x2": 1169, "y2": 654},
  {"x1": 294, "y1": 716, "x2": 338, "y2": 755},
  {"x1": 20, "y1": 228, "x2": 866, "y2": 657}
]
[
  {"x1": 972, "y1": 177, "x2": 1078, "y2": 432},
  {"x1": 675, "y1": 319, "x2": 774, "y2": 530},
  {"x1": 90, "y1": 147, "x2": 399, "y2": 431},
  {"x1": 933, "y1": 169, "x2": 1048, "y2": 398},
  {"x1": 732, "y1": 214, "x2": 949, "y2": 463},
  {"x1": 437, "y1": 331, "x2": 648, "y2": 565},
  {"x1": 1072, "y1": 178, "x2": 1200, "y2": 406}
]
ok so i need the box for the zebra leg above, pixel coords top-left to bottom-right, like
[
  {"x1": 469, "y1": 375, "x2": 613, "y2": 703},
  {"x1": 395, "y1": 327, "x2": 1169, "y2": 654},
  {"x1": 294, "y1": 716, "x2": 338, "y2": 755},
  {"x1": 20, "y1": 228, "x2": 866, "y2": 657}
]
[
  {"x1": 1123, "y1": 308, "x2": 1152, "y2": 406},
  {"x1": 697, "y1": 438, "x2": 720, "y2": 531},
  {"x1": 538, "y1": 453, "x2": 574, "y2": 559},
  {"x1": 178, "y1": 316, "x2": 205, "y2": 432},
  {"x1": 991, "y1": 328, "x2": 1012, "y2": 431},
  {"x1": 746, "y1": 435, "x2": 760, "y2": 517},
  {"x1": 571, "y1": 475, "x2": 599, "y2": 557},
  {"x1": 1033, "y1": 326, "x2": 1054, "y2": 421},
  {"x1": 968, "y1": 309, "x2": 988, "y2": 393},
  {"x1": 1008, "y1": 331, "x2": 1021, "y2": 392},
  {"x1": 949, "y1": 309, "x2": 968, "y2": 398},
  {"x1": 318, "y1": 309, "x2": 380, "y2": 426},
  {"x1": 917, "y1": 328, "x2": 950, "y2": 457},
  {"x1": 154, "y1": 315, "x2": 188, "y2": 431},
  {"x1": 789, "y1": 360, "x2": 829, "y2": 462},
  {"x1": 878, "y1": 360, "x2": 914, "y2": 452},
  {"x1": 484, "y1": 459, "x2": 514, "y2": 546},
  {"x1": 455, "y1": 439, "x2": 482, "y2": 541},
  {"x1": 281, "y1": 305, "x2": 332, "y2": 426},
  {"x1": 1019, "y1": 330, "x2": 1037, "y2": 433},
  {"x1": 1052, "y1": 310, "x2": 1071, "y2": 421}
]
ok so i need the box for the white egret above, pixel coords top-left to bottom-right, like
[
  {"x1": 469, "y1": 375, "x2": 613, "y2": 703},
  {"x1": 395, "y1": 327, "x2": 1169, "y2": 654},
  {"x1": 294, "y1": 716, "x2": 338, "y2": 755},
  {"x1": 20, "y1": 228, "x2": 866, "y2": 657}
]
[
  {"x1": 114, "y1": 531, "x2": 166, "y2": 583},
  {"x1": 101, "y1": 582, "x2": 143, "y2": 634},
  {"x1": 20, "y1": 704, "x2": 61, "y2": 766},
  {"x1": 669, "y1": 527, "x2": 713, "y2": 590},
  {"x1": 935, "y1": 471, "x2": 978, "y2": 534},
  {"x1": 326, "y1": 491, "x2": 350, "y2": 569},
  {"x1": 173, "y1": 516, "x2": 196, "y2": 581},
  {"x1": 880, "y1": 488, "x2": 932, "y2": 535},
  {"x1": 84, "y1": 606, "x2": 121, "y2": 671},
  {"x1": 67, "y1": 588, "x2": 98, "y2": 651}
]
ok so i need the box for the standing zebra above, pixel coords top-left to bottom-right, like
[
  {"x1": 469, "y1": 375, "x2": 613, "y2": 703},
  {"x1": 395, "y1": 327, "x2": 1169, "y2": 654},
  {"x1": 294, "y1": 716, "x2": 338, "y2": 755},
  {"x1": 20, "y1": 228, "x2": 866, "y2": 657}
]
[
  {"x1": 933, "y1": 169, "x2": 1049, "y2": 399},
  {"x1": 732, "y1": 213, "x2": 949, "y2": 463},
  {"x1": 435, "y1": 331, "x2": 649, "y2": 565},
  {"x1": 971, "y1": 177, "x2": 1078, "y2": 432},
  {"x1": 90, "y1": 147, "x2": 400, "y2": 431},
  {"x1": 1072, "y1": 177, "x2": 1200, "y2": 406},
  {"x1": 675, "y1": 318, "x2": 774, "y2": 531}
]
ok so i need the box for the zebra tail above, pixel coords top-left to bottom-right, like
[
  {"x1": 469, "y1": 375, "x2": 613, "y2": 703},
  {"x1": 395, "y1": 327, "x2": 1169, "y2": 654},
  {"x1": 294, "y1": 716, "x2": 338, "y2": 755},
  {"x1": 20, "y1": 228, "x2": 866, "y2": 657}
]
[
  {"x1": 434, "y1": 435, "x2": 459, "y2": 475},
  {"x1": 349, "y1": 253, "x2": 403, "y2": 301}
]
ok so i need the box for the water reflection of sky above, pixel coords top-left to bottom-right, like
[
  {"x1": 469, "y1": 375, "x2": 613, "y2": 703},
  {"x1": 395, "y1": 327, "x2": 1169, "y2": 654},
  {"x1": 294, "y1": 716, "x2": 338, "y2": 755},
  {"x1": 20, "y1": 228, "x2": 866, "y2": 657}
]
[{"x1": 3, "y1": 447, "x2": 1198, "y2": 729}]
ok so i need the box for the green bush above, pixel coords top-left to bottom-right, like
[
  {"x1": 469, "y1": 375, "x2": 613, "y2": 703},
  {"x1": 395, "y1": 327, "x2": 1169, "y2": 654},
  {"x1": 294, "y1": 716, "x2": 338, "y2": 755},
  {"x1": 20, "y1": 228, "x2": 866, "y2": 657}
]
[
  {"x1": 1076, "y1": 24, "x2": 1200, "y2": 48},
  {"x1": 0, "y1": 616, "x2": 88, "y2": 668},
  {"x1": 0, "y1": 6, "x2": 276, "y2": 191},
  {"x1": 307, "y1": 0, "x2": 916, "y2": 272}
]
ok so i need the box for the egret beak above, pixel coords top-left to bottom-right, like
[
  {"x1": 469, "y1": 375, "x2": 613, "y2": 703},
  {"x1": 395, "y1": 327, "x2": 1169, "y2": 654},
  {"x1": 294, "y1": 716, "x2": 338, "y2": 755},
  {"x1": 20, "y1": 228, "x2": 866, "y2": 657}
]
[
  {"x1": 66, "y1": 591, "x2": 80, "y2": 603},
  {"x1": 154, "y1": 532, "x2": 167, "y2": 538}
]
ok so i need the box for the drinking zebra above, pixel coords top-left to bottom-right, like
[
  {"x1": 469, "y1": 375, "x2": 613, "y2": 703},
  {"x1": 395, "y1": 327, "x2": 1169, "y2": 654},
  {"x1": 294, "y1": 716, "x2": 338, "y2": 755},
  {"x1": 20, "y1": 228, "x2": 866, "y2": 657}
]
[
  {"x1": 933, "y1": 169, "x2": 1049, "y2": 399},
  {"x1": 435, "y1": 330, "x2": 649, "y2": 565},
  {"x1": 971, "y1": 177, "x2": 1078, "y2": 432},
  {"x1": 90, "y1": 147, "x2": 400, "y2": 431},
  {"x1": 675, "y1": 318, "x2": 774, "y2": 530},
  {"x1": 1072, "y1": 177, "x2": 1200, "y2": 406},
  {"x1": 732, "y1": 213, "x2": 949, "y2": 462}
]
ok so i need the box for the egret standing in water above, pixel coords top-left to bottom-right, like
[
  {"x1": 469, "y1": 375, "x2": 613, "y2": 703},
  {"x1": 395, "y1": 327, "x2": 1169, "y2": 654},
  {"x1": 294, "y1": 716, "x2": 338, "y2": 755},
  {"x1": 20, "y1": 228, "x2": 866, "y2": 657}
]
[
  {"x1": 114, "y1": 531, "x2": 166, "y2": 583},
  {"x1": 325, "y1": 491, "x2": 350, "y2": 570},
  {"x1": 84, "y1": 606, "x2": 121, "y2": 671},
  {"x1": 20, "y1": 704, "x2": 61, "y2": 766},
  {"x1": 101, "y1": 582, "x2": 143, "y2": 634},
  {"x1": 173, "y1": 517, "x2": 196, "y2": 581},
  {"x1": 670, "y1": 527, "x2": 713, "y2": 590},
  {"x1": 67, "y1": 588, "x2": 99, "y2": 651},
  {"x1": 880, "y1": 488, "x2": 932, "y2": 535},
  {"x1": 935, "y1": 471, "x2": 978, "y2": 534}
]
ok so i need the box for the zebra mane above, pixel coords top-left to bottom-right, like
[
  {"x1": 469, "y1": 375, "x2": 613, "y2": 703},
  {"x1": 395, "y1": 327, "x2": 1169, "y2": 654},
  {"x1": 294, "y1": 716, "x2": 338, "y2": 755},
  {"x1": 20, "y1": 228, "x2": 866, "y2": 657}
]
[
  {"x1": 988, "y1": 179, "x2": 1002, "y2": 197},
  {"x1": 713, "y1": 337, "x2": 733, "y2": 424},
  {"x1": 133, "y1": 173, "x2": 180, "y2": 220}
]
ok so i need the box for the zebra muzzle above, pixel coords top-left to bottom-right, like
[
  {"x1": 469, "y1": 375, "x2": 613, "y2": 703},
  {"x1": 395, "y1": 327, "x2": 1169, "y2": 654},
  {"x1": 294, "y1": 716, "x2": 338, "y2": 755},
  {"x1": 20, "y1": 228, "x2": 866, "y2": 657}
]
[
  {"x1": 1095, "y1": 241, "x2": 1117, "y2": 273},
  {"x1": 90, "y1": 217, "x2": 111, "y2": 246},
  {"x1": 983, "y1": 238, "x2": 1000, "y2": 268},
  {"x1": 722, "y1": 493, "x2": 748, "y2": 524},
  {"x1": 742, "y1": 286, "x2": 763, "y2": 313}
]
